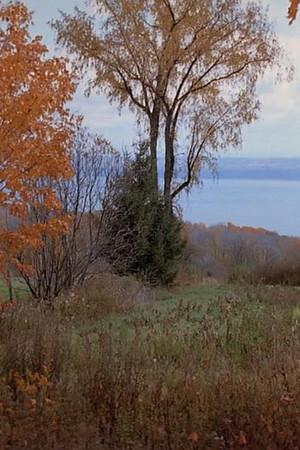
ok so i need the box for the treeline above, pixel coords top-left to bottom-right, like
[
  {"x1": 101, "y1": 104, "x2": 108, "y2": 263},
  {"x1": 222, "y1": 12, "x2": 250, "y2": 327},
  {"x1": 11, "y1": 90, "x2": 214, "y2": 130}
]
[{"x1": 185, "y1": 222, "x2": 300, "y2": 285}]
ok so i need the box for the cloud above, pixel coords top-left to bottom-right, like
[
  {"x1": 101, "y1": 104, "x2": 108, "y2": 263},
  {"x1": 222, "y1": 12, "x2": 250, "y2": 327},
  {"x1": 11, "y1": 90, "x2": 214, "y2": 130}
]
[
  {"x1": 259, "y1": 78, "x2": 300, "y2": 123},
  {"x1": 257, "y1": 32, "x2": 300, "y2": 124},
  {"x1": 73, "y1": 94, "x2": 133, "y2": 129},
  {"x1": 72, "y1": 88, "x2": 137, "y2": 147},
  {"x1": 32, "y1": 0, "x2": 299, "y2": 157}
]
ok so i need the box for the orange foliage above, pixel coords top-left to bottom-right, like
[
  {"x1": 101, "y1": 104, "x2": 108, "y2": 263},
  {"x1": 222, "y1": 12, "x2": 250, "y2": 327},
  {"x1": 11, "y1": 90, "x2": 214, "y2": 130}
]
[
  {"x1": 0, "y1": 2, "x2": 76, "y2": 273},
  {"x1": 226, "y1": 222, "x2": 270, "y2": 235},
  {"x1": 288, "y1": 0, "x2": 300, "y2": 23},
  {"x1": 0, "y1": 300, "x2": 15, "y2": 314}
]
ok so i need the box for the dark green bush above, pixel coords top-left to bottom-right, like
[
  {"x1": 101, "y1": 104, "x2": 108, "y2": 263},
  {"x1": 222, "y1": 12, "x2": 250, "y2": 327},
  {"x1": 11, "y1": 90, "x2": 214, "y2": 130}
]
[{"x1": 104, "y1": 143, "x2": 185, "y2": 285}]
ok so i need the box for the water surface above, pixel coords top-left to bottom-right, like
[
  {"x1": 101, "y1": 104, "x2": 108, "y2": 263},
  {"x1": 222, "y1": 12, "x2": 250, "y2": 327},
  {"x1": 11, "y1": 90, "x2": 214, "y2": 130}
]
[{"x1": 180, "y1": 179, "x2": 300, "y2": 236}]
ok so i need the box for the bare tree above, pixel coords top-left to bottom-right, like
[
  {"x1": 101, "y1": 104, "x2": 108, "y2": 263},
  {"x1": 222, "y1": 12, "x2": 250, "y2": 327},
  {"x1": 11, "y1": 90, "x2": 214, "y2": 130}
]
[
  {"x1": 53, "y1": 0, "x2": 287, "y2": 207},
  {"x1": 17, "y1": 127, "x2": 121, "y2": 301}
]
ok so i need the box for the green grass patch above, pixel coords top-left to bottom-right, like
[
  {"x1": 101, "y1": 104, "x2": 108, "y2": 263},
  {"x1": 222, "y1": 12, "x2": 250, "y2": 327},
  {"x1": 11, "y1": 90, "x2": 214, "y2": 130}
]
[{"x1": 0, "y1": 277, "x2": 29, "y2": 301}]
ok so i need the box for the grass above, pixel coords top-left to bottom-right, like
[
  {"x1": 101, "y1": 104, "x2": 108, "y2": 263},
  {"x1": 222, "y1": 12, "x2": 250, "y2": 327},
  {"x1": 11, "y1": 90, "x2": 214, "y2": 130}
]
[
  {"x1": 1, "y1": 281, "x2": 300, "y2": 448},
  {"x1": 0, "y1": 277, "x2": 28, "y2": 301}
]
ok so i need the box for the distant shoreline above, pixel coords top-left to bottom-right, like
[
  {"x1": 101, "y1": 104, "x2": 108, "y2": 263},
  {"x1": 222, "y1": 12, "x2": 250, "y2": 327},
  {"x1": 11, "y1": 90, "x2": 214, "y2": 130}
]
[{"x1": 200, "y1": 157, "x2": 300, "y2": 181}]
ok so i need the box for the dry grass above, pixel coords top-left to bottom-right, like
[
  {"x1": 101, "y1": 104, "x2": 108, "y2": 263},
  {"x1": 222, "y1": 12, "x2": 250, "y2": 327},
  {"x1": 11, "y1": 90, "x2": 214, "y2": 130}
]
[{"x1": 1, "y1": 282, "x2": 300, "y2": 449}]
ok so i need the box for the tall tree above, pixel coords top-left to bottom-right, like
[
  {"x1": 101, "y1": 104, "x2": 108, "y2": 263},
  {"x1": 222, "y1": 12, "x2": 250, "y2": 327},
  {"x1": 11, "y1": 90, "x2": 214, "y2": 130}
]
[
  {"x1": 288, "y1": 0, "x2": 300, "y2": 23},
  {"x1": 0, "y1": 2, "x2": 76, "y2": 276},
  {"x1": 53, "y1": 0, "x2": 285, "y2": 207}
]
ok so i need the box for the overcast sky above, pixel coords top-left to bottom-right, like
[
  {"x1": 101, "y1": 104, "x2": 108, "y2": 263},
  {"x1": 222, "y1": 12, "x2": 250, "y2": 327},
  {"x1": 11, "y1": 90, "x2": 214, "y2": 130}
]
[{"x1": 24, "y1": 0, "x2": 300, "y2": 158}]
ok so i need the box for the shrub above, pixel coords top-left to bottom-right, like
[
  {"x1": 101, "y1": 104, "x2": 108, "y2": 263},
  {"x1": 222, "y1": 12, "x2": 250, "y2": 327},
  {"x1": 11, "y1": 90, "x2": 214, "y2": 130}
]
[{"x1": 104, "y1": 143, "x2": 185, "y2": 285}]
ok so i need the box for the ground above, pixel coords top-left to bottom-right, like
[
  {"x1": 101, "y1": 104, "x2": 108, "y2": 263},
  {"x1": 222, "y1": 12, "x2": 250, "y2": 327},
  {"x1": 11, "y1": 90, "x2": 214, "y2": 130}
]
[{"x1": 1, "y1": 282, "x2": 300, "y2": 448}]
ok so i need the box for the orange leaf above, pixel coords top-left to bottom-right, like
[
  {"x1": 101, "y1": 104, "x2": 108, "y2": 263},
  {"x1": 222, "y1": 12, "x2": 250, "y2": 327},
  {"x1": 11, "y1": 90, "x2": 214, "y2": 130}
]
[
  {"x1": 0, "y1": 2, "x2": 77, "y2": 275},
  {"x1": 239, "y1": 430, "x2": 247, "y2": 446},
  {"x1": 288, "y1": 0, "x2": 300, "y2": 23},
  {"x1": 188, "y1": 431, "x2": 199, "y2": 443}
]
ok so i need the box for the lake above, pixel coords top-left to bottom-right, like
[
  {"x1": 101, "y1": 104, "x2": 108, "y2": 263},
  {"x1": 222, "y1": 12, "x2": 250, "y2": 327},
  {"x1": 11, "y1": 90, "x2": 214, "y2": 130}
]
[{"x1": 179, "y1": 178, "x2": 300, "y2": 237}]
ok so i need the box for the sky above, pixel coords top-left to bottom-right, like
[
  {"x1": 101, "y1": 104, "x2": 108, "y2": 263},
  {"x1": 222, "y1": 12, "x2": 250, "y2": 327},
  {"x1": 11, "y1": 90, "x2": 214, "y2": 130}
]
[{"x1": 23, "y1": 0, "x2": 300, "y2": 158}]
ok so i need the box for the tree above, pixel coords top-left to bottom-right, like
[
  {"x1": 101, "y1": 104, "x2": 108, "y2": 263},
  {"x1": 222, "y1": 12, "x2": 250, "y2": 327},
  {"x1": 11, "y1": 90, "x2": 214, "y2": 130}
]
[
  {"x1": 288, "y1": 0, "x2": 300, "y2": 23},
  {"x1": 103, "y1": 142, "x2": 185, "y2": 285},
  {"x1": 0, "y1": 2, "x2": 76, "y2": 277},
  {"x1": 17, "y1": 127, "x2": 121, "y2": 301},
  {"x1": 53, "y1": 0, "x2": 285, "y2": 208}
]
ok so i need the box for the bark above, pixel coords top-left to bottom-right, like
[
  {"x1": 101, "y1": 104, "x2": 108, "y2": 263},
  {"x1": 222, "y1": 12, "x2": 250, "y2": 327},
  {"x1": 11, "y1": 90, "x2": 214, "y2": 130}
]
[
  {"x1": 163, "y1": 116, "x2": 175, "y2": 211},
  {"x1": 7, "y1": 268, "x2": 13, "y2": 302},
  {"x1": 149, "y1": 101, "x2": 160, "y2": 193}
]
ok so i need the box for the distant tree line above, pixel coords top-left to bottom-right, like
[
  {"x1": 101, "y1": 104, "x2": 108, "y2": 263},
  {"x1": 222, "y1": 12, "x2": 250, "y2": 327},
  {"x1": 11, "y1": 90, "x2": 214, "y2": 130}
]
[{"x1": 184, "y1": 223, "x2": 300, "y2": 285}]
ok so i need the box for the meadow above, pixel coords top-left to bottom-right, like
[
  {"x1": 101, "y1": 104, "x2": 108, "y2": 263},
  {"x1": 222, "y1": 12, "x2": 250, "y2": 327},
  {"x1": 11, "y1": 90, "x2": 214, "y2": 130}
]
[
  {"x1": 1, "y1": 1, "x2": 300, "y2": 449},
  {"x1": 1, "y1": 277, "x2": 300, "y2": 449}
]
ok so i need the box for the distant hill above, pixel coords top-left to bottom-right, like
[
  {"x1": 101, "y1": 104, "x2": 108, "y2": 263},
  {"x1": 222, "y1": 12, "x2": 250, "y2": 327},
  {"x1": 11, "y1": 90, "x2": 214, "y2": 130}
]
[
  {"x1": 201, "y1": 158, "x2": 300, "y2": 180},
  {"x1": 158, "y1": 157, "x2": 300, "y2": 181}
]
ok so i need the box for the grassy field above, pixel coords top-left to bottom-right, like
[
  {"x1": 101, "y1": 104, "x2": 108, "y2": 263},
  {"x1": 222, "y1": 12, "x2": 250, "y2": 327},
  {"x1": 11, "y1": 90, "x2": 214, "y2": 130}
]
[
  {"x1": 0, "y1": 277, "x2": 28, "y2": 301},
  {"x1": 1, "y1": 281, "x2": 300, "y2": 448}
]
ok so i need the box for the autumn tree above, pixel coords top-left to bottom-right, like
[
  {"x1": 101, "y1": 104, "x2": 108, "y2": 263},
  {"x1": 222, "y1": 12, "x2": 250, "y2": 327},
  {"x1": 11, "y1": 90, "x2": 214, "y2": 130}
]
[
  {"x1": 288, "y1": 0, "x2": 300, "y2": 23},
  {"x1": 0, "y1": 2, "x2": 76, "y2": 278},
  {"x1": 53, "y1": 0, "x2": 285, "y2": 208}
]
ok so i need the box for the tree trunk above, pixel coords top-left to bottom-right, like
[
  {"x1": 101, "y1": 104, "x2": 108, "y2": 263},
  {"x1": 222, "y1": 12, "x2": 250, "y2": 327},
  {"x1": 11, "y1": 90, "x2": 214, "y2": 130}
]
[
  {"x1": 149, "y1": 108, "x2": 160, "y2": 193},
  {"x1": 7, "y1": 268, "x2": 13, "y2": 302},
  {"x1": 164, "y1": 116, "x2": 175, "y2": 212}
]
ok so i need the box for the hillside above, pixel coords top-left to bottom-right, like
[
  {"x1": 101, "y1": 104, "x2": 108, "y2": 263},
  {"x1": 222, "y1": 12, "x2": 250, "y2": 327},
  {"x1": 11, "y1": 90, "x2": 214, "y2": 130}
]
[{"x1": 201, "y1": 158, "x2": 300, "y2": 180}]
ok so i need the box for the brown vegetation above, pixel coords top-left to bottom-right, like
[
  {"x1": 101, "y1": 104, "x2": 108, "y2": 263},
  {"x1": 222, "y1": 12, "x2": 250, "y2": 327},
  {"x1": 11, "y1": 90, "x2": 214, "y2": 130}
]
[
  {"x1": 1, "y1": 282, "x2": 300, "y2": 449},
  {"x1": 17, "y1": 127, "x2": 121, "y2": 301},
  {"x1": 183, "y1": 222, "x2": 300, "y2": 286}
]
